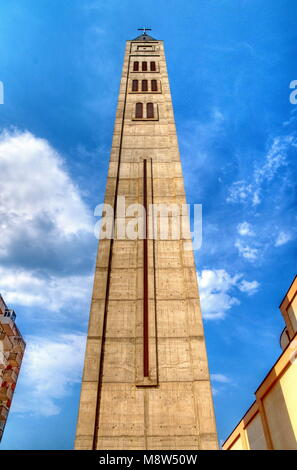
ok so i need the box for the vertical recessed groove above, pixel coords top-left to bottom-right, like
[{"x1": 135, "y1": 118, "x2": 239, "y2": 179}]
[
  {"x1": 92, "y1": 52, "x2": 131, "y2": 450},
  {"x1": 143, "y1": 159, "x2": 149, "y2": 377},
  {"x1": 151, "y1": 158, "x2": 159, "y2": 382}
]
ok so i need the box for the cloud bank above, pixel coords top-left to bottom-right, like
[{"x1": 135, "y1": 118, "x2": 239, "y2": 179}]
[
  {"x1": 198, "y1": 269, "x2": 259, "y2": 320},
  {"x1": 0, "y1": 129, "x2": 96, "y2": 314},
  {"x1": 12, "y1": 334, "x2": 86, "y2": 416}
]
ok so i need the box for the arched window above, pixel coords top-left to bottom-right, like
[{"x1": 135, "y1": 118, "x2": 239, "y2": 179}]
[
  {"x1": 150, "y1": 61, "x2": 156, "y2": 71},
  {"x1": 133, "y1": 62, "x2": 139, "y2": 71},
  {"x1": 151, "y1": 79, "x2": 157, "y2": 92},
  {"x1": 132, "y1": 80, "x2": 138, "y2": 92},
  {"x1": 142, "y1": 61, "x2": 147, "y2": 71},
  {"x1": 147, "y1": 102, "x2": 154, "y2": 119},
  {"x1": 136, "y1": 102, "x2": 143, "y2": 118},
  {"x1": 142, "y1": 80, "x2": 148, "y2": 92}
]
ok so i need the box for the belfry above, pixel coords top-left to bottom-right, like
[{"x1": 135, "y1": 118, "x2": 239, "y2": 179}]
[{"x1": 75, "y1": 31, "x2": 218, "y2": 450}]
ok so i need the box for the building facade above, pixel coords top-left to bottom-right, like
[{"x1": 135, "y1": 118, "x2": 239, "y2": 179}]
[
  {"x1": 0, "y1": 294, "x2": 26, "y2": 442},
  {"x1": 223, "y1": 276, "x2": 297, "y2": 450},
  {"x1": 75, "y1": 31, "x2": 218, "y2": 450}
]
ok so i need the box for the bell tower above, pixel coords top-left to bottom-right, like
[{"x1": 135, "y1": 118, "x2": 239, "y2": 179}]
[{"x1": 75, "y1": 31, "x2": 218, "y2": 450}]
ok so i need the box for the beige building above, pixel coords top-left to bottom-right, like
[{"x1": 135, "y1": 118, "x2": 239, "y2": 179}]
[
  {"x1": 0, "y1": 294, "x2": 26, "y2": 441},
  {"x1": 75, "y1": 30, "x2": 218, "y2": 450},
  {"x1": 223, "y1": 276, "x2": 297, "y2": 450}
]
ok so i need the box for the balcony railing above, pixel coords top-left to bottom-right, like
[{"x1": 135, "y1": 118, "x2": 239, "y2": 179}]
[
  {"x1": 7, "y1": 352, "x2": 22, "y2": 368},
  {"x1": 0, "y1": 351, "x2": 8, "y2": 368},
  {"x1": 2, "y1": 369, "x2": 18, "y2": 384},
  {"x1": 1, "y1": 317, "x2": 16, "y2": 336},
  {"x1": 0, "y1": 405, "x2": 8, "y2": 420},
  {"x1": 0, "y1": 322, "x2": 5, "y2": 339},
  {"x1": 11, "y1": 336, "x2": 26, "y2": 354},
  {"x1": 0, "y1": 296, "x2": 6, "y2": 316},
  {"x1": 2, "y1": 335, "x2": 12, "y2": 352},
  {"x1": 0, "y1": 385, "x2": 13, "y2": 401}
]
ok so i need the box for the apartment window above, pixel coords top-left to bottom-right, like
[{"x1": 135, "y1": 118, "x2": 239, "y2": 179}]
[
  {"x1": 136, "y1": 102, "x2": 143, "y2": 118},
  {"x1": 133, "y1": 62, "x2": 139, "y2": 71},
  {"x1": 132, "y1": 80, "x2": 138, "y2": 92},
  {"x1": 142, "y1": 80, "x2": 148, "y2": 92},
  {"x1": 151, "y1": 79, "x2": 157, "y2": 92},
  {"x1": 147, "y1": 102, "x2": 154, "y2": 118},
  {"x1": 142, "y1": 61, "x2": 147, "y2": 71},
  {"x1": 150, "y1": 61, "x2": 156, "y2": 71}
]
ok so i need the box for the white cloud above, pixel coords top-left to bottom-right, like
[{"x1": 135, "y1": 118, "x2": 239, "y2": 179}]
[
  {"x1": 0, "y1": 129, "x2": 95, "y2": 314},
  {"x1": 275, "y1": 231, "x2": 293, "y2": 247},
  {"x1": 211, "y1": 373, "x2": 231, "y2": 384},
  {"x1": 0, "y1": 129, "x2": 92, "y2": 239},
  {"x1": 210, "y1": 373, "x2": 232, "y2": 397},
  {"x1": 254, "y1": 136, "x2": 291, "y2": 184},
  {"x1": 252, "y1": 191, "x2": 261, "y2": 206},
  {"x1": 198, "y1": 269, "x2": 259, "y2": 320},
  {"x1": 0, "y1": 266, "x2": 92, "y2": 313},
  {"x1": 227, "y1": 180, "x2": 253, "y2": 204},
  {"x1": 237, "y1": 221, "x2": 255, "y2": 237},
  {"x1": 235, "y1": 240, "x2": 258, "y2": 260},
  {"x1": 12, "y1": 334, "x2": 86, "y2": 416},
  {"x1": 198, "y1": 269, "x2": 240, "y2": 320},
  {"x1": 239, "y1": 279, "x2": 260, "y2": 295},
  {"x1": 227, "y1": 134, "x2": 294, "y2": 206}
]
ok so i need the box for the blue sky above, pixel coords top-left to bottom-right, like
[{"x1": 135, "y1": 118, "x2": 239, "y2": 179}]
[{"x1": 0, "y1": 0, "x2": 296, "y2": 449}]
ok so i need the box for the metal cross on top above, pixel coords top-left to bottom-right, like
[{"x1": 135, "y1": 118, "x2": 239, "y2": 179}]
[{"x1": 138, "y1": 28, "x2": 152, "y2": 34}]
